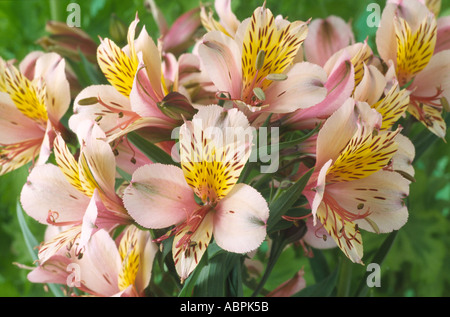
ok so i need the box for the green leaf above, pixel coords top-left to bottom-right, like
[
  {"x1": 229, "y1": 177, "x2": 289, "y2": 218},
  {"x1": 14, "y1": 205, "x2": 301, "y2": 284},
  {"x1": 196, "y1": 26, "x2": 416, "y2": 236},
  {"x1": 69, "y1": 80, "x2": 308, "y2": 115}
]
[
  {"x1": 127, "y1": 132, "x2": 180, "y2": 167},
  {"x1": 309, "y1": 248, "x2": 331, "y2": 283},
  {"x1": 193, "y1": 252, "x2": 242, "y2": 297},
  {"x1": 267, "y1": 168, "x2": 314, "y2": 234},
  {"x1": 16, "y1": 202, "x2": 39, "y2": 263},
  {"x1": 354, "y1": 231, "x2": 398, "y2": 297}
]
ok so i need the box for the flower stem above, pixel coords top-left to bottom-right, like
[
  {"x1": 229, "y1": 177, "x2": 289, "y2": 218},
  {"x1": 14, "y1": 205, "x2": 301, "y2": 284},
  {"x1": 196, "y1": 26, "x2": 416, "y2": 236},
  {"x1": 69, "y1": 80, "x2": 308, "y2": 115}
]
[{"x1": 49, "y1": 0, "x2": 62, "y2": 22}]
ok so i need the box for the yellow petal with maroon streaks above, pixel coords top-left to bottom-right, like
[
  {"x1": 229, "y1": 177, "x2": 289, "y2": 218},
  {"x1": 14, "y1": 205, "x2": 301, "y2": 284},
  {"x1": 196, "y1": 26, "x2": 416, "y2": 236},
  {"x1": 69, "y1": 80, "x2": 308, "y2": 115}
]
[
  {"x1": 118, "y1": 226, "x2": 141, "y2": 291},
  {"x1": 241, "y1": 7, "x2": 308, "y2": 100},
  {"x1": 372, "y1": 83, "x2": 410, "y2": 131},
  {"x1": 395, "y1": 15, "x2": 437, "y2": 86},
  {"x1": 327, "y1": 125, "x2": 400, "y2": 183},
  {"x1": 3, "y1": 64, "x2": 48, "y2": 125},
  {"x1": 97, "y1": 38, "x2": 138, "y2": 97},
  {"x1": 316, "y1": 203, "x2": 364, "y2": 264}
]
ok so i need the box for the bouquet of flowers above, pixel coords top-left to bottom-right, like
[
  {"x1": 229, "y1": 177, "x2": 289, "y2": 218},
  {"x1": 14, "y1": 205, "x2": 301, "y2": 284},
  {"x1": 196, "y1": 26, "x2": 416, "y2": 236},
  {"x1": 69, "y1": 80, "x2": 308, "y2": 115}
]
[{"x1": 1, "y1": 0, "x2": 449, "y2": 297}]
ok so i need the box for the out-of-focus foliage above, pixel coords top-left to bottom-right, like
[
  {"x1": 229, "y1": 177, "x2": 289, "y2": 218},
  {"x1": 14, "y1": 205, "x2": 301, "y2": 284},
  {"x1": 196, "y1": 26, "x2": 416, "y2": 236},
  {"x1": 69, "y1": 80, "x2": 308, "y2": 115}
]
[{"x1": 0, "y1": 0, "x2": 449, "y2": 297}]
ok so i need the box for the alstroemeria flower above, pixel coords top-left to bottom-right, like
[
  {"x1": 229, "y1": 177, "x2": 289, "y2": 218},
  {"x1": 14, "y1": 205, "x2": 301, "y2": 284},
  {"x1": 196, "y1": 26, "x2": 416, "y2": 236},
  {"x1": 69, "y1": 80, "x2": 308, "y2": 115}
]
[
  {"x1": 70, "y1": 15, "x2": 199, "y2": 155},
  {"x1": 27, "y1": 226, "x2": 157, "y2": 297},
  {"x1": 20, "y1": 120, "x2": 132, "y2": 263},
  {"x1": 376, "y1": 0, "x2": 449, "y2": 138},
  {"x1": 300, "y1": 99, "x2": 411, "y2": 263},
  {"x1": 123, "y1": 105, "x2": 269, "y2": 282},
  {"x1": 198, "y1": 5, "x2": 327, "y2": 121},
  {"x1": 0, "y1": 52, "x2": 70, "y2": 175}
]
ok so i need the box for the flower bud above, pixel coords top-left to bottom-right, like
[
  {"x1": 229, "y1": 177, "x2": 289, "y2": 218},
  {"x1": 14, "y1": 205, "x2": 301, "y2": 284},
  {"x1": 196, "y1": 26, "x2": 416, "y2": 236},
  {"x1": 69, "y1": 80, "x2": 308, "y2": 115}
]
[
  {"x1": 37, "y1": 21, "x2": 97, "y2": 63},
  {"x1": 157, "y1": 92, "x2": 197, "y2": 121}
]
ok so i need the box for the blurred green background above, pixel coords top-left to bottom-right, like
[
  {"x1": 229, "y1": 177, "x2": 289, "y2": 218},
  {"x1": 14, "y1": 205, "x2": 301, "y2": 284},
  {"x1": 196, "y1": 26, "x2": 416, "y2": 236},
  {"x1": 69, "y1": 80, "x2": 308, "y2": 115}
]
[{"x1": 0, "y1": 0, "x2": 449, "y2": 297}]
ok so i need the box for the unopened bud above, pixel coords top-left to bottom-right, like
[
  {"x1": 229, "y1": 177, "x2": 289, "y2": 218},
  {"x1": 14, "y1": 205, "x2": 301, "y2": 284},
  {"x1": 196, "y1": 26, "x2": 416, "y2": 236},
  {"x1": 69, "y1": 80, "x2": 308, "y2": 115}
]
[{"x1": 157, "y1": 92, "x2": 196, "y2": 121}]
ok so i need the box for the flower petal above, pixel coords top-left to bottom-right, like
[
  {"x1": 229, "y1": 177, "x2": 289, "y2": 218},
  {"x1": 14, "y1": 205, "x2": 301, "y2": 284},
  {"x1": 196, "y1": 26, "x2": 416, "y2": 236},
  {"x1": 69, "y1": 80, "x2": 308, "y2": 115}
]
[
  {"x1": 179, "y1": 105, "x2": 252, "y2": 202},
  {"x1": 123, "y1": 163, "x2": 197, "y2": 229},
  {"x1": 213, "y1": 183, "x2": 269, "y2": 254},
  {"x1": 20, "y1": 164, "x2": 90, "y2": 225},
  {"x1": 327, "y1": 170, "x2": 409, "y2": 233},
  {"x1": 264, "y1": 62, "x2": 327, "y2": 113}
]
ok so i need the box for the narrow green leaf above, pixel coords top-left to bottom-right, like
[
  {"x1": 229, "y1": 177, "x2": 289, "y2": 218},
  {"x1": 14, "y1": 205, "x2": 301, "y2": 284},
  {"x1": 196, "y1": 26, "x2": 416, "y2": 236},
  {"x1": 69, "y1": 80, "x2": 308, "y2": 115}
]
[
  {"x1": 336, "y1": 257, "x2": 353, "y2": 297},
  {"x1": 193, "y1": 252, "x2": 242, "y2": 297},
  {"x1": 309, "y1": 248, "x2": 331, "y2": 283},
  {"x1": 267, "y1": 168, "x2": 314, "y2": 234},
  {"x1": 16, "y1": 202, "x2": 39, "y2": 262},
  {"x1": 127, "y1": 132, "x2": 179, "y2": 167},
  {"x1": 354, "y1": 231, "x2": 398, "y2": 297}
]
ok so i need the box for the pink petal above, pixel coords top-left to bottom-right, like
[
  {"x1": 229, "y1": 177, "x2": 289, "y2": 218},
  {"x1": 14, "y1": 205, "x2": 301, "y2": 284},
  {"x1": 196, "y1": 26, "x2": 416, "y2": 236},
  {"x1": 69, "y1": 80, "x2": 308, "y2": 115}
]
[
  {"x1": 129, "y1": 54, "x2": 167, "y2": 119},
  {"x1": 264, "y1": 62, "x2": 328, "y2": 113},
  {"x1": 214, "y1": 0, "x2": 240, "y2": 36},
  {"x1": 34, "y1": 52, "x2": 70, "y2": 124},
  {"x1": 283, "y1": 53, "x2": 354, "y2": 128},
  {"x1": 326, "y1": 170, "x2": 410, "y2": 233},
  {"x1": 315, "y1": 98, "x2": 358, "y2": 168},
  {"x1": 302, "y1": 217, "x2": 337, "y2": 249},
  {"x1": 18, "y1": 51, "x2": 44, "y2": 80},
  {"x1": 133, "y1": 26, "x2": 164, "y2": 100},
  {"x1": 77, "y1": 229, "x2": 121, "y2": 296},
  {"x1": 123, "y1": 163, "x2": 198, "y2": 229},
  {"x1": 198, "y1": 31, "x2": 242, "y2": 99},
  {"x1": 353, "y1": 64, "x2": 387, "y2": 105},
  {"x1": 436, "y1": 16, "x2": 450, "y2": 53},
  {"x1": 36, "y1": 120, "x2": 55, "y2": 165},
  {"x1": 162, "y1": 7, "x2": 202, "y2": 55},
  {"x1": 27, "y1": 254, "x2": 72, "y2": 285},
  {"x1": 304, "y1": 16, "x2": 355, "y2": 67},
  {"x1": 267, "y1": 268, "x2": 307, "y2": 297},
  {"x1": 20, "y1": 164, "x2": 90, "y2": 225},
  {"x1": 310, "y1": 159, "x2": 333, "y2": 225},
  {"x1": 213, "y1": 184, "x2": 269, "y2": 253},
  {"x1": 409, "y1": 50, "x2": 450, "y2": 101},
  {"x1": 0, "y1": 92, "x2": 44, "y2": 144},
  {"x1": 70, "y1": 84, "x2": 134, "y2": 137}
]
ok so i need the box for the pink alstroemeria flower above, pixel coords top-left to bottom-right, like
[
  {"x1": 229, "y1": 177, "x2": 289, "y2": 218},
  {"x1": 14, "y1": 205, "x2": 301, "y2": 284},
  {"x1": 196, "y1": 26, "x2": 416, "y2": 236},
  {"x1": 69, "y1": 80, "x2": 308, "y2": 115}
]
[
  {"x1": 69, "y1": 15, "x2": 200, "y2": 160},
  {"x1": 123, "y1": 105, "x2": 269, "y2": 282},
  {"x1": 376, "y1": 0, "x2": 450, "y2": 138},
  {"x1": 298, "y1": 99, "x2": 411, "y2": 263},
  {"x1": 27, "y1": 226, "x2": 157, "y2": 297},
  {"x1": 20, "y1": 120, "x2": 132, "y2": 263},
  {"x1": 198, "y1": 5, "x2": 327, "y2": 122},
  {"x1": 0, "y1": 52, "x2": 70, "y2": 175}
]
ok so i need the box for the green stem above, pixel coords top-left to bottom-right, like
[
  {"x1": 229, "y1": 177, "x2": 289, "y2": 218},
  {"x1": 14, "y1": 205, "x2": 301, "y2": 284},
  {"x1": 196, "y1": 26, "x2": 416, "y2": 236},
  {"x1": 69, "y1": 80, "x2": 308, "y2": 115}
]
[
  {"x1": 251, "y1": 238, "x2": 285, "y2": 297},
  {"x1": 49, "y1": 0, "x2": 62, "y2": 21}
]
